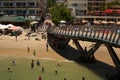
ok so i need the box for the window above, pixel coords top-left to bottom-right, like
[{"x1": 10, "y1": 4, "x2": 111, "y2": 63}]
[{"x1": 72, "y1": 3, "x2": 78, "y2": 7}]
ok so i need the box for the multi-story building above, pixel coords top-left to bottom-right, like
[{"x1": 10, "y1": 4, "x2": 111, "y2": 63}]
[
  {"x1": 66, "y1": 0, "x2": 88, "y2": 16},
  {"x1": 106, "y1": 0, "x2": 120, "y2": 3},
  {"x1": 88, "y1": 0, "x2": 106, "y2": 13},
  {"x1": 0, "y1": 0, "x2": 46, "y2": 17}
]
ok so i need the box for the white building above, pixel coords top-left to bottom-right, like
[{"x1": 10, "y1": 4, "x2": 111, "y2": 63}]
[{"x1": 0, "y1": 0, "x2": 45, "y2": 17}]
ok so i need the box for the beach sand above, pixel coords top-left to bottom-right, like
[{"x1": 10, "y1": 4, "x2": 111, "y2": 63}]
[
  {"x1": 0, "y1": 30, "x2": 120, "y2": 72},
  {"x1": 0, "y1": 31, "x2": 66, "y2": 60}
]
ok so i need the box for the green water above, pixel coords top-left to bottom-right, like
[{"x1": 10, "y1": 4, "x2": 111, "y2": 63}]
[{"x1": 0, "y1": 57, "x2": 105, "y2": 80}]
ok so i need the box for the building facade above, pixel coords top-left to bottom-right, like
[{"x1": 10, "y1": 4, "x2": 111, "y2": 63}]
[
  {"x1": 88, "y1": 0, "x2": 106, "y2": 13},
  {"x1": 66, "y1": 0, "x2": 88, "y2": 16},
  {"x1": 0, "y1": 0, "x2": 45, "y2": 17},
  {"x1": 67, "y1": 0, "x2": 120, "y2": 16},
  {"x1": 106, "y1": 0, "x2": 120, "y2": 3},
  {"x1": 56, "y1": 0, "x2": 66, "y2": 3}
]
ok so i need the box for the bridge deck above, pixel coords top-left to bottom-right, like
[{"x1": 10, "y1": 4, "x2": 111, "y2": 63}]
[{"x1": 47, "y1": 25, "x2": 120, "y2": 48}]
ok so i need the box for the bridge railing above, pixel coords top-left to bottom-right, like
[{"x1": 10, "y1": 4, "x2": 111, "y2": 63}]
[{"x1": 47, "y1": 25, "x2": 120, "y2": 48}]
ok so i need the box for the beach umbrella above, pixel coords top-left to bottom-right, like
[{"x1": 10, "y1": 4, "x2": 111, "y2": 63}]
[
  {"x1": 0, "y1": 24, "x2": 9, "y2": 29},
  {"x1": 60, "y1": 20, "x2": 66, "y2": 23},
  {"x1": 82, "y1": 20, "x2": 88, "y2": 23},
  {"x1": 30, "y1": 21, "x2": 38, "y2": 24},
  {"x1": 9, "y1": 26, "x2": 21, "y2": 31},
  {"x1": 6, "y1": 24, "x2": 14, "y2": 28}
]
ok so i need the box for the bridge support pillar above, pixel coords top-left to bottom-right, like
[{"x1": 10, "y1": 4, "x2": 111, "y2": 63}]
[
  {"x1": 47, "y1": 33, "x2": 70, "y2": 50},
  {"x1": 58, "y1": 38, "x2": 70, "y2": 50},
  {"x1": 78, "y1": 43, "x2": 100, "y2": 63},
  {"x1": 73, "y1": 39, "x2": 101, "y2": 63},
  {"x1": 106, "y1": 44, "x2": 120, "y2": 73}
]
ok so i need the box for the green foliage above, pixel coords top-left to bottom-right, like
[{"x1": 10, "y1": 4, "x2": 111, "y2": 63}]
[
  {"x1": 101, "y1": 5, "x2": 106, "y2": 11},
  {"x1": 106, "y1": 0, "x2": 119, "y2": 8},
  {"x1": 47, "y1": 0, "x2": 56, "y2": 8},
  {"x1": 49, "y1": 4, "x2": 72, "y2": 25}
]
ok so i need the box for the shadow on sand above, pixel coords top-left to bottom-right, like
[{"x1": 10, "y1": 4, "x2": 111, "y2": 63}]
[{"x1": 49, "y1": 43, "x2": 120, "y2": 80}]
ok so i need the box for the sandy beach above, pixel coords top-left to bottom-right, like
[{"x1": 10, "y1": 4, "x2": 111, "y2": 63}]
[
  {"x1": 0, "y1": 30, "x2": 66, "y2": 60},
  {"x1": 0, "y1": 29, "x2": 120, "y2": 68}
]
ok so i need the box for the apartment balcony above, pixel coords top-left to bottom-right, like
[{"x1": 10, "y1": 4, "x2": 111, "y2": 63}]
[
  {"x1": 0, "y1": 0, "x2": 35, "y2": 2},
  {"x1": 0, "y1": 6, "x2": 40, "y2": 10}
]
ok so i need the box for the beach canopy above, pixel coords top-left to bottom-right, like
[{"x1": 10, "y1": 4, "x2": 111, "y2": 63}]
[
  {"x1": 0, "y1": 16, "x2": 29, "y2": 22},
  {"x1": 9, "y1": 26, "x2": 23, "y2": 31},
  {"x1": 6, "y1": 24, "x2": 14, "y2": 27},
  {"x1": 0, "y1": 24, "x2": 23, "y2": 31},
  {"x1": 30, "y1": 21, "x2": 39, "y2": 24},
  {"x1": 0, "y1": 24, "x2": 9, "y2": 29}
]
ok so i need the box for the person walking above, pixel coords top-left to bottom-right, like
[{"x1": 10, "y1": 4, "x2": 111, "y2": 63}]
[
  {"x1": 42, "y1": 67, "x2": 44, "y2": 72},
  {"x1": 38, "y1": 76, "x2": 42, "y2": 80},
  {"x1": 55, "y1": 69, "x2": 58, "y2": 74},
  {"x1": 31, "y1": 60, "x2": 34, "y2": 68},
  {"x1": 33, "y1": 50, "x2": 36, "y2": 56},
  {"x1": 36, "y1": 60, "x2": 40, "y2": 66},
  {"x1": 82, "y1": 77, "x2": 85, "y2": 80},
  {"x1": 15, "y1": 35, "x2": 17, "y2": 41},
  {"x1": 8, "y1": 67, "x2": 11, "y2": 72},
  {"x1": 27, "y1": 46, "x2": 30, "y2": 53},
  {"x1": 46, "y1": 42, "x2": 48, "y2": 51},
  {"x1": 12, "y1": 60, "x2": 16, "y2": 66}
]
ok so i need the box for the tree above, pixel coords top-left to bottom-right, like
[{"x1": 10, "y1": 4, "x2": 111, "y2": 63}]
[
  {"x1": 101, "y1": 5, "x2": 106, "y2": 11},
  {"x1": 106, "y1": 1, "x2": 119, "y2": 9},
  {"x1": 49, "y1": 4, "x2": 72, "y2": 25},
  {"x1": 47, "y1": 0, "x2": 56, "y2": 8}
]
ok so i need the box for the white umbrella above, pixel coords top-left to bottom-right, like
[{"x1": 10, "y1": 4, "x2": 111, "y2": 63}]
[
  {"x1": 60, "y1": 20, "x2": 66, "y2": 23},
  {"x1": 6, "y1": 24, "x2": 14, "y2": 28},
  {"x1": 30, "y1": 21, "x2": 39, "y2": 24},
  {"x1": 0, "y1": 24, "x2": 9, "y2": 29},
  {"x1": 82, "y1": 20, "x2": 88, "y2": 23}
]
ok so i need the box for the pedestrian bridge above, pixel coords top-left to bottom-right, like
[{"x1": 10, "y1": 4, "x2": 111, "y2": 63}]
[
  {"x1": 48, "y1": 25, "x2": 120, "y2": 48},
  {"x1": 46, "y1": 25, "x2": 120, "y2": 73}
]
